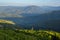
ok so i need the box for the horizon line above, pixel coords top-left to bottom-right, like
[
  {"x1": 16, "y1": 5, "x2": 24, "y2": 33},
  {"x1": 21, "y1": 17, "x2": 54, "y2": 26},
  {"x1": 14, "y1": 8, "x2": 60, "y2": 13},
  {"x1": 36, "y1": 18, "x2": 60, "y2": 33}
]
[{"x1": 0, "y1": 5, "x2": 60, "y2": 7}]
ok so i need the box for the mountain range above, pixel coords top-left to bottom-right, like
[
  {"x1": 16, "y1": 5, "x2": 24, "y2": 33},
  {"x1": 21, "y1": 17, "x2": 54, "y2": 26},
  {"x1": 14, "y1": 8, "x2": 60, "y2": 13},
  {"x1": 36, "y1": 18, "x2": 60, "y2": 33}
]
[{"x1": 0, "y1": 5, "x2": 60, "y2": 17}]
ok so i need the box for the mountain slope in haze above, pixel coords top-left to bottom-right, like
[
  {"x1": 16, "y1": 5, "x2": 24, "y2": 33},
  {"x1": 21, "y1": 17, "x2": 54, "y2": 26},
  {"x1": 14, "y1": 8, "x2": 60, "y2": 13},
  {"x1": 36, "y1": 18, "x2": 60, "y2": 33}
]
[
  {"x1": 0, "y1": 10, "x2": 60, "y2": 32},
  {"x1": 22, "y1": 10, "x2": 60, "y2": 32},
  {"x1": 0, "y1": 6, "x2": 60, "y2": 17}
]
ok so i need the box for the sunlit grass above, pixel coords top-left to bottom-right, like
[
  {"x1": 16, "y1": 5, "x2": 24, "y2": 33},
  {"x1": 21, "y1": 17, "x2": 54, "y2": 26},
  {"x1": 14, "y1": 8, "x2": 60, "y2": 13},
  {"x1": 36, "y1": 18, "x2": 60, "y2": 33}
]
[
  {"x1": 0, "y1": 29, "x2": 60, "y2": 40},
  {"x1": 0, "y1": 20, "x2": 15, "y2": 25}
]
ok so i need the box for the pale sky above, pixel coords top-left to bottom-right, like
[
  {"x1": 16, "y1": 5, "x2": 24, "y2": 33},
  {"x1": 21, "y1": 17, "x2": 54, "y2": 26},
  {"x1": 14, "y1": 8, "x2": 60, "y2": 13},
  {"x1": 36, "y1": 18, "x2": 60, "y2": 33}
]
[{"x1": 0, "y1": 0, "x2": 60, "y2": 6}]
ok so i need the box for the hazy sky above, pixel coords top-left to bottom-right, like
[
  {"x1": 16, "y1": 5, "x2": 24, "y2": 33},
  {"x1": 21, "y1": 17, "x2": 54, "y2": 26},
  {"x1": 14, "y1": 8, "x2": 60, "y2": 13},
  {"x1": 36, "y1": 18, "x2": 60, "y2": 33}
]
[{"x1": 0, "y1": 0, "x2": 60, "y2": 6}]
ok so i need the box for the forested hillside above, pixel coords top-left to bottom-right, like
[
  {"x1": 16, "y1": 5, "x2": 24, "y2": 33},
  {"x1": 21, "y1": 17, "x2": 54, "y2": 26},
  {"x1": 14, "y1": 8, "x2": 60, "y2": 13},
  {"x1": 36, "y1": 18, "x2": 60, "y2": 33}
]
[{"x1": 0, "y1": 20, "x2": 60, "y2": 40}]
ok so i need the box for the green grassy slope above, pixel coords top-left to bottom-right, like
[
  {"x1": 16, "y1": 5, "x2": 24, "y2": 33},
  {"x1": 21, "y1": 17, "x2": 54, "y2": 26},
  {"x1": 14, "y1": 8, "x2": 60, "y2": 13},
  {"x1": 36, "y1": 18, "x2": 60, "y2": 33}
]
[{"x1": 0, "y1": 29, "x2": 60, "y2": 40}]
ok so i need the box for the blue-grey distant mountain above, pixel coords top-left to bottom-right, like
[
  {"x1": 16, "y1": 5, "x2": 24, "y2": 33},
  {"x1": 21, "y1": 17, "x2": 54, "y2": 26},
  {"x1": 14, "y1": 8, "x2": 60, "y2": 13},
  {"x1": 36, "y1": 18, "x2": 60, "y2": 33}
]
[
  {"x1": 0, "y1": 10, "x2": 60, "y2": 32},
  {"x1": 0, "y1": 6, "x2": 60, "y2": 17}
]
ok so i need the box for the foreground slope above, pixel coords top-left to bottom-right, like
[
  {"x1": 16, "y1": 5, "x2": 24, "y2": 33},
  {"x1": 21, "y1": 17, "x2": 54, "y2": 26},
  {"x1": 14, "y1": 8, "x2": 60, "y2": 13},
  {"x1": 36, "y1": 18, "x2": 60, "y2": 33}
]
[{"x1": 0, "y1": 29, "x2": 60, "y2": 40}]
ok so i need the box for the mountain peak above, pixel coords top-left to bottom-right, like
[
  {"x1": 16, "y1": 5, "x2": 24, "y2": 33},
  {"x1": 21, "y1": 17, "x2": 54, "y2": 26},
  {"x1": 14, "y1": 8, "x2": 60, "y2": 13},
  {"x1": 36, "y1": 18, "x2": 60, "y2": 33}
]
[{"x1": 27, "y1": 5, "x2": 39, "y2": 8}]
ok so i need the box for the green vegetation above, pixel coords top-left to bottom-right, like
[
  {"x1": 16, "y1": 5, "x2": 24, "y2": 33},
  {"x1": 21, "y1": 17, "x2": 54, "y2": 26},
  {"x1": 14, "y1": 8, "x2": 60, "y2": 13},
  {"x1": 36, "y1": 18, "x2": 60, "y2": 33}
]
[
  {"x1": 0, "y1": 20, "x2": 60, "y2": 40},
  {"x1": 0, "y1": 29, "x2": 60, "y2": 40}
]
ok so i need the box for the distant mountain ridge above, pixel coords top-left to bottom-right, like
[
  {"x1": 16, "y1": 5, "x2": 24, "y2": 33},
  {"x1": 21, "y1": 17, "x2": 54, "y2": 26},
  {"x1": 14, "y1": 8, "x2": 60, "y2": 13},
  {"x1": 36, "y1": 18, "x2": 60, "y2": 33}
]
[{"x1": 0, "y1": 6, "x2": 60, "y2": 17}]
